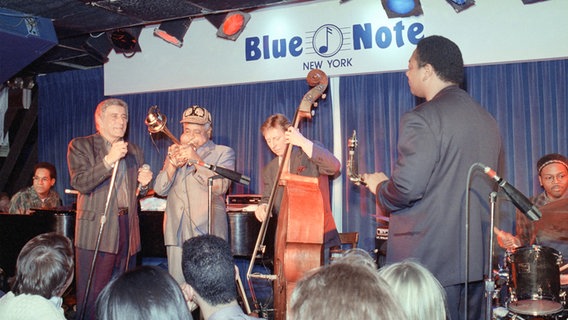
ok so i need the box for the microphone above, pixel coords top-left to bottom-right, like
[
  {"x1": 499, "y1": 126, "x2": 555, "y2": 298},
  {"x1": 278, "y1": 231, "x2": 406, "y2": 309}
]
[
  {"x1": 189, "y1": 160, "x2": 250, "y2": 185},
  {"x1": 481, "y1": 164, "x2": 541, "y2": 221},
  {"x1": 138, "y1": 164, "x2": 151, "y2": 191},
  {"x1": 65, "y1": 189, "x2": 79, "y2": 195}
]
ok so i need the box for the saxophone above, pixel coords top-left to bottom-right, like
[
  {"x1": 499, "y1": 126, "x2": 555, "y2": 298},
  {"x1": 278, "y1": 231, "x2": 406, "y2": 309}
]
[{"x1": 347, "y1": 130, "x2": 366, "y2": 186}]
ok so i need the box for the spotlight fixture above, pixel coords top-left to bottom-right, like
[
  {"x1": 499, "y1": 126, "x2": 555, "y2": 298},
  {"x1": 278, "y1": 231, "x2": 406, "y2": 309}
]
[
  {"x1": 216, "y1": 11, "x2": 251, "y2": 41},
  {"x1": 82, "y1": 33, "x2": 113, "y2": 63},
  {"x1": 107, "y1": 27, "x2": 142, "y2": 54},
  {"x1": 521, "y1": 0, "x2": 549, "y2": 3},
  {"x1": 154, "y1": 18, "x2": 192, "y2": 48},
  {"x1": 446, "y1": 0, "x2": 475, "y2": 13},
  {"x1": 381, "y1": 0, "x2": 423, "y2": 18}
]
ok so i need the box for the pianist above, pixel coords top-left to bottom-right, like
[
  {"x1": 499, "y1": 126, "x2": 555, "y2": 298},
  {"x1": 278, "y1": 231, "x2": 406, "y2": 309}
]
[{"x1": 9, "y1": 162, "x2": 62, "y2": 214}]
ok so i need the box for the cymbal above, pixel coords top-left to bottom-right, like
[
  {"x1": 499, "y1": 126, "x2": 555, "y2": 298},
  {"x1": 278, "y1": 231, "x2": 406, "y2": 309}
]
[
  {"x1": 534, "y1": 198, "x2": 568, "y2": 240},
  {"x1": 539, "y1": 197, "x2": 568, "y2": 214}
]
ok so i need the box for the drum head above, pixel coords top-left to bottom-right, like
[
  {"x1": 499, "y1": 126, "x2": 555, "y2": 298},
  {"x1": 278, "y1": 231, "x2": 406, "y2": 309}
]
[
  {"x1": 508, "y1": 300, "x2": 564, "y2": 316},
  {"x1": 507, "y1": 245, "x2": 563, "y2": 316}
]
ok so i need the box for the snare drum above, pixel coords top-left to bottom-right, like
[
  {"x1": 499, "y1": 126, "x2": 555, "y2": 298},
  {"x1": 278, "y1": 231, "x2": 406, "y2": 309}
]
[{"x1": 507, "y1": 245, "x2": 564, "y2": 316}]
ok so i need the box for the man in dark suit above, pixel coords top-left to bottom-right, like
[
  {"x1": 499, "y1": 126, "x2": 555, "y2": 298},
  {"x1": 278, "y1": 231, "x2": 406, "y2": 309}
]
[
  {"x1": 363, "y1": 36, "x2": 502, "y2": 320},
  {"x1": 67, "y1": 98, "x2": 153, "y2": 319}
]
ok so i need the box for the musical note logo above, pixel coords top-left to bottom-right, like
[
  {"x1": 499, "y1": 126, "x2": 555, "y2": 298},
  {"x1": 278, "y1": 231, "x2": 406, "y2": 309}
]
[
  {"x1": 311, "y1": 24, "x2": 344, "y2": 58},
  {"x1": 318, "y1": 26, "x2": 333, "y2": 54}
]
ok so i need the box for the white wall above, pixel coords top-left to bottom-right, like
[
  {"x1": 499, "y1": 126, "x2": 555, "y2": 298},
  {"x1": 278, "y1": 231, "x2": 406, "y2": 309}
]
[{"x1": 105, "y1": 0, "x2": 568, "y2": 95}]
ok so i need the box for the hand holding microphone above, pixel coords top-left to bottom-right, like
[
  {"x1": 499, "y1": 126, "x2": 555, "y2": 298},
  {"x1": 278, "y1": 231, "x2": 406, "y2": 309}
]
[
  {"x1": 137, "y1": 164, "x2": 153, "y2": 192},
  {"x1": 105, "y1": 140, "x2": 128, "y2": 165}
]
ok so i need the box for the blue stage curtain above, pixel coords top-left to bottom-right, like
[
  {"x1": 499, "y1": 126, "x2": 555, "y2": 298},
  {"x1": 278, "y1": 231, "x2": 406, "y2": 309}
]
[{"x1": 37, "y1": 59, "x2": 568, "y2": 255}]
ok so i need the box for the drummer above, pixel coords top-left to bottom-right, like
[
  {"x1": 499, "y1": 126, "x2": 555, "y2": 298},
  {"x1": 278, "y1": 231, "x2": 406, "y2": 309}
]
[{"x1": 494, "y1": 153, "x2": 568, "y2": 284}]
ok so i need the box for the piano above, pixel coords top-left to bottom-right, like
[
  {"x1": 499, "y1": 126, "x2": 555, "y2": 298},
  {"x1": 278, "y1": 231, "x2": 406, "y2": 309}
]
[
  {"x1": 0, "y1": 209, "x2": 167, "y2": 280},
  {"x1": 0, "y1": 209, "x2": 75, "y2": 278}
]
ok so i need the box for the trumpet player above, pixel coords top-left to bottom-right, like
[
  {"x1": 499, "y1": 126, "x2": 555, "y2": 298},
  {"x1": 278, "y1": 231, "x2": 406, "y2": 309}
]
[{"x1": 153, "y1": 105, "x2": 236, "y2": 284}]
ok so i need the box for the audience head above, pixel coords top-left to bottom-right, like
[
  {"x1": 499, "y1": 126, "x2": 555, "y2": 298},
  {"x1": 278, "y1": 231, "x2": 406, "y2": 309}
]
[
  {"x1": 415, "y1": 35, "x2": 464, "y2": 85},
  {"x1": 536, "y1": 153, "x2": 568, "y2": 200},
  {"x1": 11, "y1": 232, "x2": 74, "y2": 299},
  {"x1": 32, "y1": 162, "x2": 57, "y2": 197},
  {"x1": 378, "y1": 259, "x2": 447, "y2": 320},
  {"x1": 0, "y1": 192, "x2": 10, "y2": 212},
  {"x1": 260, "y1": 113, "x2": 292, "y2": 158},
  {"x1": 96, "y1": 265, "x2": 192, "y2": 320},
  {"x1": 290, "y1": 249, "x2": 407, "y2": 320},
  {"x1": 182, "y1": 234, "x2": 237, "y2": 306}
]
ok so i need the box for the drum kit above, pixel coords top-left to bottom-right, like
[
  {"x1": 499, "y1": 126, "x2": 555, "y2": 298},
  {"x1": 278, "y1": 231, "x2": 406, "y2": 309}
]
[{"x1": 494, "y1": 199, "x2": 568, "y2": 320}]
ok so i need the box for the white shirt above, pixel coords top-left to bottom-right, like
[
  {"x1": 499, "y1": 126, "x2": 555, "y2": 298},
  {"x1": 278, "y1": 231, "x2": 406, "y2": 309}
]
[{"x1": 0, "y1": 292, "x2": 66, "y2": 320}]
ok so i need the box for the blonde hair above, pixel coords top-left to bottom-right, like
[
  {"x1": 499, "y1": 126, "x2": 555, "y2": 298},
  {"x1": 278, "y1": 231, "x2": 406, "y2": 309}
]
[
  {"x1": 260, "y1": 113, "x2": 291, "y2": 136},
  {"x1": 378, "y1": 260, "x2": 447, "y2": 320},
  {"x1": 290, "y1": 251, "x2": 407, "y2": 320}
]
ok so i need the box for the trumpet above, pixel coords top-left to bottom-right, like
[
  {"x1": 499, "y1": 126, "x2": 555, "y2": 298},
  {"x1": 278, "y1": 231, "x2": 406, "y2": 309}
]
[
  {"x1": 145, "y1": 105, "x2": 180, "y2": 144},
  {"x1": 347, "y1": 130, "x2": 366, "y2": 186},
  {"x1": 145, "y1": 106, "x2": 189, "y2": 166}
]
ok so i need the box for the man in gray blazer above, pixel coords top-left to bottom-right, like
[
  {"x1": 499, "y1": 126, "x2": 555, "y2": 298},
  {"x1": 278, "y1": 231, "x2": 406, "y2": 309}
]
[
  {"x1": 68, "y1": 98, "x2": 153, "y2": 320},
  {"x1": 154, "y1": 105, "x2": 235, "y2": 284},
  {"x1": 364, "y1": 36, "x2": 502, "y2": 320},
  {"x1": 255, "y1": 113, "x2": 341, "y2": 257}
]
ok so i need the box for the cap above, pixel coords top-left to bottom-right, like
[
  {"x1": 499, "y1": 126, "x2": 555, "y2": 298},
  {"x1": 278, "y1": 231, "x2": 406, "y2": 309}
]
[
  {"x1": 180, "y1": 105, "x2": 212, "y2": 125},
  {"x1": 537, "y1": 153, "x2": 568, "y2": 174}
]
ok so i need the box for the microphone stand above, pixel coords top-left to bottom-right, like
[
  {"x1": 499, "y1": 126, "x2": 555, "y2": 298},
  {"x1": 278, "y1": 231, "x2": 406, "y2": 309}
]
[
  {"x1": 485, "y1": 192, "x2": 497, "y2": 320},
  {"x1": 79, "y1": 161, "x2": 119, "y2": 320},
  {"x1": 189, "y1": 160, "x2": 250, "y2": 233},
  {"x1": 207, "y1": 175, "x2": 223, "y2": 234}
]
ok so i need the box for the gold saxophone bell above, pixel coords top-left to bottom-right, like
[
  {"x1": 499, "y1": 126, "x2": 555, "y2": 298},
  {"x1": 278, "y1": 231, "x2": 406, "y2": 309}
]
[
  {"x1": 145, "y1": 106, "x2": 180, "y2": 144},
  {"x1": 347, "y1": 130, "x2": 366, "y2": 186}
]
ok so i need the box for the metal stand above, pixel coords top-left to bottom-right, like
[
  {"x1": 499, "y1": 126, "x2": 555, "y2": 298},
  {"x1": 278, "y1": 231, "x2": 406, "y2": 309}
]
[
  {"x1": 207, "y1": 175, "x2": 222, "y2": 234},
  {"x1": 79, "y1": 161, "x2": 119, "y2": 320},
  {"x1": 485, "y1": 192, "x2": 498, "y2": 320}
]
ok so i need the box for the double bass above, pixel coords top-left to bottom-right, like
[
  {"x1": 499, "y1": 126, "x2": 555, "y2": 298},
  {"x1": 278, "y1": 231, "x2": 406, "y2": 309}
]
[{"x1": 247, "y1": 69, "x2": 329, "y2": 320}]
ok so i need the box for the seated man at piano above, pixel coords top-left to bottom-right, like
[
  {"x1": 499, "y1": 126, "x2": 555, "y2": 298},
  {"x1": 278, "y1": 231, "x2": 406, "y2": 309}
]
[
  {"x1": 254, "y1": 114, "x2": 341, "y2": 260},
  {"x1": 9, "y1": 162, "x2": 62, "y2": 214},
  {"x1": 494, "y1": 153, "x2": 568, "y2": 285}
]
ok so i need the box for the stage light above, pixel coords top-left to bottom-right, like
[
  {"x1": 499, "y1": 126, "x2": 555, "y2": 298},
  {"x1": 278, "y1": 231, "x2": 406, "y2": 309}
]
[
  {"x1": 154, "y1": 18, "x2": 192, "y2": 48},
  {"x1": 82, "y1": 33, "x2": 113, "y2": 63},
  {"x1": 216, "y1": 11, "x2": 250, "y2": 41},
  {"x1": 381, "y1": 0, "x2": 423, "y2": 18},
  {"x1": 446, "y1": 0, "x2": 475, "y2": 13},
  {"x1": 521, "y1": 0, "x2": 549, "y2": 3},
  {"x1": 107, "y1": 27, "x2": 142, "y2": 55}
]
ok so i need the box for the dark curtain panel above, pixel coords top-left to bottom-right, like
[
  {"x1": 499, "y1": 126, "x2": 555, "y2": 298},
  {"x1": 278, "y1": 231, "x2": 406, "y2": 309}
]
[
  {"x1": 37, "y1": 59, "x2": 568, "y2": 256},
  {"x1": 338, "y1": 71, "x2": 415, "y2": 250},
  {"x1": 37, "y1": 68, "x2": 105, "y2": 206}
]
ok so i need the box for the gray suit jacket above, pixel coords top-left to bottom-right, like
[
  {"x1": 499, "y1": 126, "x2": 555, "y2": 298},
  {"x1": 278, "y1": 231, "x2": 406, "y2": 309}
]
[
  {"x1": 154, "y1": 140, "x2": 235, "y2": 246},
  {"x1": 67, "y1": 133, "x2": 145, "y2": 256},
  {"x1": 377, "y1": 85, "x2": 502, "y2": 286}
]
